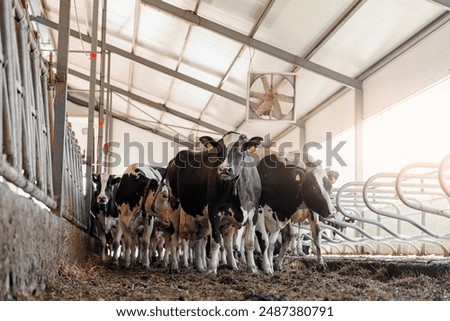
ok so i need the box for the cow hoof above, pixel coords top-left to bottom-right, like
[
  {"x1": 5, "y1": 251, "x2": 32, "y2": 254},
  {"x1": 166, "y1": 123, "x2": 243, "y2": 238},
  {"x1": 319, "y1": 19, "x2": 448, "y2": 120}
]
[
  {"x1": 206, "y1": 268, "x2": 217, "y2": 275},
  {"x1": 274, "y1": 264, "x2": 283, "y2": 272},
  {"x1": 170, "y1": 268, "x2": 180, "y2": 274},
  {"x1": 316, "y1": 264, "x2": 325, "y2": 272},
  {"x1": 247, "y1": 266, "x2": 258, "y2": 274}
]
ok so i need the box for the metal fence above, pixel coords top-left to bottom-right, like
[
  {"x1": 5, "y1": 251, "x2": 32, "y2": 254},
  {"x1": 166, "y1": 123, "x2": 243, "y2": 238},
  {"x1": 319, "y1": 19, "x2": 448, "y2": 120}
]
[
  {"x1": 0, "y1": 0, "x2": 86, "y2": 229},
  {"x1": 313, "y1": 153, "x2": 450, "y2": 256}
]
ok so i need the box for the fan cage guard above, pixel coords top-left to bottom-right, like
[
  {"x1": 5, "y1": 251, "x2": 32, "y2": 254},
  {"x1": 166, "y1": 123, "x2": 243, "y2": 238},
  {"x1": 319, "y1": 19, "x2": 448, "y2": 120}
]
[{"x1": 246, "y1": 72, "x2": 297, "y2": 123}]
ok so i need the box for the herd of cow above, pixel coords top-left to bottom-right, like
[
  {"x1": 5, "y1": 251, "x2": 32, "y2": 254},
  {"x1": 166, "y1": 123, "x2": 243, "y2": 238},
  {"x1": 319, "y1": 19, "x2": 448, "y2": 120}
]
[{"x1": 90, "y1": 131, "x2": 341, "y2": 275}]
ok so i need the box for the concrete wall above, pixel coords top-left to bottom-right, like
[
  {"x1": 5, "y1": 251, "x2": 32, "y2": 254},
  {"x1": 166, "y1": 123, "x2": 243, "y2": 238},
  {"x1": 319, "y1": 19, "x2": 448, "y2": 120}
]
[{"x1": 0, "y1": 182, "x2": 95, "y2": 300}]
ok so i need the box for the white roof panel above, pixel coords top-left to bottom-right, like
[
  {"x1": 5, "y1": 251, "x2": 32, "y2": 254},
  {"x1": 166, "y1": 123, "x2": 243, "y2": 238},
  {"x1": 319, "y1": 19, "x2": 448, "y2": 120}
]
[
  {"x1": 311, "y1": 0, "x2": 445, "y2": 76},
  {"x1": 198, "y1": 0, "x2": 268, "y2": 34},
  {"x1": 254, "y1": 0, "x2": 355, "y2": 56},
  {"x1": 35, "y1": 0, "x2": 448, "y2": 145}
]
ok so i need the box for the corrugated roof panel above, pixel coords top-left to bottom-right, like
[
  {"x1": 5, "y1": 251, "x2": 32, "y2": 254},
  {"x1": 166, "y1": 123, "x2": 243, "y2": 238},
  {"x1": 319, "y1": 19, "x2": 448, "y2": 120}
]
[
  {"x1": 106, "y1": 0, "x2": 136, "y2": 43},
  {"x1": 130, "y1": 64, "x2": 173, "y2": 104},
  {"x1": 110, "y1": 93, "x2": 133, "y2": 116},
  {"x1": 126, "y1": 101, "x2": 165, "y2": 124},
  {"x1": 203, "y1": 96, "x2": 246, "y2": 129},
  {"x1": 178, "y1": 27, "x2": 243, "y2": 86},
  {"x1": 163, "y1": 0, "x2": 198, "y2": 11},
  {"x1": 134, "y1": 44, "x2": 179, "y2": 70},
  {"x1": 158, "y1": 112, "x2": 199, "y2": 138},
  {"x1": 254, "y1": 0, "x2": 355, "y2": 56},
  {"x1": 198, "y1": 0, "x2": 268, "y2": 35},
  {"x1": 166, "y1": 79, "x2": 213, "y2": 117},
  {"x1": 296, "y1": 69, "x2": 342, "y2": 116},
  {"x1": 136, "y1": 4, "x2": 190, "y2": 62},
  {"x1": 311, "y1": 0, "x2": 445, "y2": 77}
]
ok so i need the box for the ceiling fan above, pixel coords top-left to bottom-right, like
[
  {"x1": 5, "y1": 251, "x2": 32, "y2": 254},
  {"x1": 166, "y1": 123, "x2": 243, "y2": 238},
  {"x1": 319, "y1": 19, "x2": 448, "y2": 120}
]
[{"x1": 247, "y1": 72, "x2": 296, "y2": 122}]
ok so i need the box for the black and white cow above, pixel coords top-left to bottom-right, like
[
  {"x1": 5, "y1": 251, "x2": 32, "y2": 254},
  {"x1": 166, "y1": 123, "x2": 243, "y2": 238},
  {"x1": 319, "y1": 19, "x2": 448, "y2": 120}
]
[
  {"x1": 113, "y1": 163, "x2": 164, "y2": 268},
  {"x1": 91, "y1": 172, "x2": 121, "y2": 262},
  {"x1": 256, "y1": 151, "x2": 337, "y2": 271},
  {"x1": 166, "y1": 131, "x2": 269, "y2": 274}
]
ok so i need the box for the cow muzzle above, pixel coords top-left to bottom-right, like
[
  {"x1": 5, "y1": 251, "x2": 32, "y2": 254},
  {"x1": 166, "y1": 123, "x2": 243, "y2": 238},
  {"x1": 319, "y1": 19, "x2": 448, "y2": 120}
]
[
  {"x1": 97, "y1": 196, "x2": 107, "y2": 204},
  {"x1": 218, "y1": 165, "x2": 234, "y2": 179}
]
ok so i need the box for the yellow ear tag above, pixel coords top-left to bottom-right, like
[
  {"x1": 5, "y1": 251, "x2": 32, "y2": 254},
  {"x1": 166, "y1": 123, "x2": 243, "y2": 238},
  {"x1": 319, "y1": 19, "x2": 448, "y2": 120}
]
[
  {"x1": 248, "y1": 146, "x2": 256, "y2": 153},
  {"x1": 295, "y1": 174, "x2": 301, "y2": 182},
  {"x1": 206, "y1": 143, "x2": 213, "y2": 150}
]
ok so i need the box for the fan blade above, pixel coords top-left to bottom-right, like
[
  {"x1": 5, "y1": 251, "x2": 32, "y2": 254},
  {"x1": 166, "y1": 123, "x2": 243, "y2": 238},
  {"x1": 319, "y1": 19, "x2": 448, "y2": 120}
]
[
  {"x1": 261, "y1": 75, "x2": 271, "y2": 94},
  {"x1": 276, "y1": 93, "x2": 294, "y2": 103},
  {"x1": 250, "y1": 91, "x2": 267, "y2": 100},
  {"x1": 272, "y1": 77, "x2": 288, "y2": 92},
  {"x1": 272, "y1": 99, "x2": 283, "y2": 119},
  {"x1": 254, "y1": 100, "x2": 272, "y2": 117}
]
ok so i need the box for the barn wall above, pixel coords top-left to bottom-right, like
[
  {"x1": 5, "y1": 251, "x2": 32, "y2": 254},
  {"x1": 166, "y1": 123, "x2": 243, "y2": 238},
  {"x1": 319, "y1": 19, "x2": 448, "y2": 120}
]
[
  {"x1": 0, "y1": 182, "x2": 94, "y2": 300},
  {"x1": 304, "y1": 19, "x2": 450, "y2": 143},
  {"x1": 363, "y1": 20, "x2": 450, "y2": 120}
]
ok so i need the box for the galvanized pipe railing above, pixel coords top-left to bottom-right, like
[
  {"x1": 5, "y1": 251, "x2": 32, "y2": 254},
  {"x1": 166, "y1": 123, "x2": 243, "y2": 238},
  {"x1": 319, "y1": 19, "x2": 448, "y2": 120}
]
[
  {"x1": 1, "y1": 0, "x2": 85, "y2": 226},
  {"x1": 396, "y1": 162, "x2": 450, "y2": 218},
  {"x1": 439, "y1": 153, "x2": 450, "y2": 197},
  {"x1": 1, "y1": 0, "x2": 56, "y2": 209},
  {"x1": 323, "y1": 155, "x2": 450, "y2": 256}
]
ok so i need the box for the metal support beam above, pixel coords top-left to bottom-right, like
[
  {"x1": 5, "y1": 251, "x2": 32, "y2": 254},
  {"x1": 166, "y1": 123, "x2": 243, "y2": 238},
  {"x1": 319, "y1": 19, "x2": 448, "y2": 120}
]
[
  {"x1": 141, "y1": 0, "x2": 362, "y2": 90},
  {"x1": 51, "y1": 0, "x2": 71, "y2": 210},
  {"x1": 31, "y1": 16, "x2": 249, "y2": 124},
  {"x1": 67, "y1": 94, "x2": 194, "y2": 149},
  {"x1": 428, "y1": 0, "x2": 450, "y2": 10},
  {"x1": 96, "y1": 0, "x2": 108, "y2": 174},
  {"x1": 85, "y1": 0, "x2": 100, "y2": 220},
  {"x1": 68, "y1": 68, "x2": 227, "y2": 135},
  {"x1": 354, "y1": 88, "x2": 364, "y2": 181}
]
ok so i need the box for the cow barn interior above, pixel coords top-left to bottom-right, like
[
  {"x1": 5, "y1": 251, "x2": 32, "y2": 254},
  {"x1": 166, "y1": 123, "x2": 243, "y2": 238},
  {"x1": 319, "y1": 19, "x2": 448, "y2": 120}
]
[{"x1": 1, "y1": 0, "x2": 450, "y2": 305}]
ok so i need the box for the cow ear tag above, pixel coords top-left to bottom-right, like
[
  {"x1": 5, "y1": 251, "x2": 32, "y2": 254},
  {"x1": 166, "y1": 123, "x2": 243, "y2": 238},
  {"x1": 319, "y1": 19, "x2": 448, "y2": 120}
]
[
  {"x1": 295, "y1": 173, "x2": 301, "y2": 182},
  {"x1": 206, "y1": 143, "x2": 214, "y2": 150},
  {"x1": 248, "y1": 146, "x2": 257, "y2": 153}
]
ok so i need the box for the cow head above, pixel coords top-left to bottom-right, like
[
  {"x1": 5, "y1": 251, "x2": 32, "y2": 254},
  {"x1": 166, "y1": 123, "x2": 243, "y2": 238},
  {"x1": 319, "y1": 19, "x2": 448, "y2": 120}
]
[
  {"x1": 200, "y1": 132, "x2": 263, "y2": 180},
  {"x1": 301, "y1": 164, "x2": 338, "y2": 218},
  {"x1": 92, "y1": 173, "x2": 121, "y2": 232},
  {"x1": 92, "y1": 173, "x2": 119, "y2": 206}
]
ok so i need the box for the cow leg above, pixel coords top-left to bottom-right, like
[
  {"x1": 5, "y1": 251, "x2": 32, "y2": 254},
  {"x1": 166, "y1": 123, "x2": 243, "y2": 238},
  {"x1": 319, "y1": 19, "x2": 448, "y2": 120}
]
[
  {"x1": 94, "y1": 218, "x2": 107, "y2": 262},
  {"x1": 194, "y1": 238, "x2": 207, "y2": 272},
  {"x1": 243, "y1": 218, "x2": 258, "y2": 274},
  {"x1": 309, "y1": 211, "x2": 325, "y2": 271},
  {"x1": 112, "y1": 225, "x2": 123, "y2": 265},
  {"x1": 168, "y1": 231, "x2": 179, "y2": 273},
  {"x1": 276, "y1": 222, "x2": 295, "y2": 271},
  {"x1": 255, "y1": 209, "x2": 273, "y2": 275},
  {"x1": 121, "y1": 226, "x2": 133, "y2": 268},
  {"x1": 222, "y1": 226, "x2": 238, "y2": 270},
  {"x1": 233, "y1": 227, "x2": 246, "y2": 265},
  {"x1": 141, "y1": 216, "x2": 154, "y2": 269},
  {"x1": 180, "y1": 239, "x2": 189, "y2": 268},
  {"x1": 207, "y1": 207, "x2": 222, "y2": 274}
]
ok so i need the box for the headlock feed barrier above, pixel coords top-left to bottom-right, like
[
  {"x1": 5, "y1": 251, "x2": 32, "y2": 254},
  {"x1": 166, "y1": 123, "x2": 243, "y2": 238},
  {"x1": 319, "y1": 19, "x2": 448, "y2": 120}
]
[
  {"x1": 300, "y1": 154, "x2": 450, "y2": 256},
  {"x1": 0, "y1": 0, "x2": 86, "y2": 230}
]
